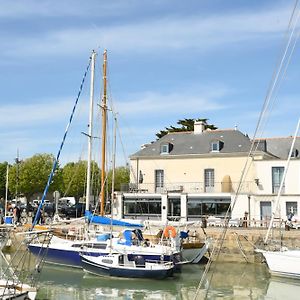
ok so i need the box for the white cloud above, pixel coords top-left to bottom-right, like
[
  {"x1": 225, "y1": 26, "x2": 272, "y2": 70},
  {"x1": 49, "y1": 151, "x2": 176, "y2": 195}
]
[
  {"x1": 113, "y1": 87, "x2": 230, "y2": 117},
  {"x1": 1, "y1": 4, "x2": 292, "y2": 59},
  {"x1": 0, "y1": 0, "x2": 127, "y2": 18},
  {"x1": 0, "y1": 98, "x2": 88, "y2": 128}
]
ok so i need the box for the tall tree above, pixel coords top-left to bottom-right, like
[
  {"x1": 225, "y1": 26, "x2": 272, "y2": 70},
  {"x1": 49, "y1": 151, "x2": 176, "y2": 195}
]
[
  {"x1": 156, "y1": 118, "x2": 217, "y2": 139},
  {"x1": 106, "y1": 166, "x2": 130, "y2": 194},
  {"x1": 60, "y1": 160, "x2": 100, "y2": 201},
  {"x1": 8, "y1": 154, "x2": 61, "y2": 200},
  {"x1": 0, "y1": 162, "x2": 9, "y2": 200}
]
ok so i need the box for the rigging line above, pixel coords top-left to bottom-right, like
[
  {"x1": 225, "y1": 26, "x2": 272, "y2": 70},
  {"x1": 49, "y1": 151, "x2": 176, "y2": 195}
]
[
  {"x1": 105, "y1": 68, "x2": 130, "y2": 168},
  {"x1": 265, "y1": 117, "x2": 300, "y2": 243},
  {"x1": 251, "y1": 0, "x2": 300, "y2": 144},
  {"x1": 194, "y1": 4, "x2": 300, "y2": 297},
  {"x1": 237, "y1": 4, "x2": 300, "y2": 203},
  {"x1": 31, "y1": 54, "x2": 92, "y2": 229},
  {"x1": 254, "y1": 6, "x2": 300, "y2": 143},
  {"x1": 257, "y1": 18, "x2": 300, "y2": 142},
  {"x1": 234, "y1": 4, "x2": 300, "y2": 194}
]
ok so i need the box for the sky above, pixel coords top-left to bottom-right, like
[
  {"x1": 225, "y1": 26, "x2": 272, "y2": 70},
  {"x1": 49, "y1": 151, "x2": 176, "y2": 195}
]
[{"x1": 1, "y1": 0, "x2": 300, "y2": 167}]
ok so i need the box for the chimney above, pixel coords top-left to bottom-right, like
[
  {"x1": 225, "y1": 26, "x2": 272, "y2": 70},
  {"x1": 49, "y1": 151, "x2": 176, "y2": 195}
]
[{"x1": 194, "y1": 121, "x2": 205, "y2": 134}]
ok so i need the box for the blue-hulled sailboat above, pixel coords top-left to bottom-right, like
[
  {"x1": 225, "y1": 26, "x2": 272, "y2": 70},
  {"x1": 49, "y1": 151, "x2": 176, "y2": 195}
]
[{"x1": 27, "y1": 50, "x2": 181, "y2": 269}]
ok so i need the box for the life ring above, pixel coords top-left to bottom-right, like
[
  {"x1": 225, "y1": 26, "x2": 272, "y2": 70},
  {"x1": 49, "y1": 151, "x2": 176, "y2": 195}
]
[{"x1": 163, "y1": 226, "x2": 177, "y2": 238}]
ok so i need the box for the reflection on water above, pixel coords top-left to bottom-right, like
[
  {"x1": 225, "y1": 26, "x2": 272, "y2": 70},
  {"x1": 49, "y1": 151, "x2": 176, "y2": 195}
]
[
  {"x1": 264, "y1": 278, "x2": 300, "y2": 300},
  {"x1": 2, "y1": 252, "x2": 300, "y2": 300},
  {"x1": 34, "y1": 262, "x2": 300, "y2": 300}
]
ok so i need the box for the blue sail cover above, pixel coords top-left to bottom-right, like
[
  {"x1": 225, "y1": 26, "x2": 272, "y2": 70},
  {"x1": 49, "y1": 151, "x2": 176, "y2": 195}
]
[{"x1": 85, "y1": 211, "x2": 143, "y2": 228}]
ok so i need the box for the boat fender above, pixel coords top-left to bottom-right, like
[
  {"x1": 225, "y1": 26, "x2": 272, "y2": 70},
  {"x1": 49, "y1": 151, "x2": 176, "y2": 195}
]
[{"x1": 163, "y1": 226, "x2": 177, "y2": 238}]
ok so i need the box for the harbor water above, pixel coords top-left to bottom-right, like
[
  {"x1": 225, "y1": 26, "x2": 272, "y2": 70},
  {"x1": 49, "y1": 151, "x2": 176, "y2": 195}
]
[{"x1": 8, "y1": 259, "x2": 300, "y2": 300}]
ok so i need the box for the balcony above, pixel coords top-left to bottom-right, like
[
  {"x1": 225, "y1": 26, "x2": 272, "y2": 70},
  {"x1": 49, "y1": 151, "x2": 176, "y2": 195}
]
[{"x1": 120, "y1": 181, "x2": 254, "y2": 194}]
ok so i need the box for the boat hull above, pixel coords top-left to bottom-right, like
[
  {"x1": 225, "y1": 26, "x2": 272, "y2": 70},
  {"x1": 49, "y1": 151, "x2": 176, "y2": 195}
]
[
  {"x1": 181, "y1": 240, "x2": 210, "y2": 263},
  {"x1": 262, "y1": 250, "x2": 300, "y2": 279},
  {"x1": 80, "y1": 255, "x2": 174, "y2": 279},
  {"x1": 28, "y1": 241, "x2": 177, "y2": 269},
  {"x1": 28, "y1": 244, "x2": 82, "y2": 268}
]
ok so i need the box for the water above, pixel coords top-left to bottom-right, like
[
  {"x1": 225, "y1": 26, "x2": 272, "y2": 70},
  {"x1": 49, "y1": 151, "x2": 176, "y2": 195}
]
[{"x1": 32, "y1": 262, "x2": 300, "y2": 300}]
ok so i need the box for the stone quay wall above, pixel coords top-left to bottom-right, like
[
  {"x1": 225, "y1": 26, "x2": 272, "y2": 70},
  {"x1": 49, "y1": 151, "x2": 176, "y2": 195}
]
[{"x1": 196, "y1": 226, "x2": 300, "y2": 263}]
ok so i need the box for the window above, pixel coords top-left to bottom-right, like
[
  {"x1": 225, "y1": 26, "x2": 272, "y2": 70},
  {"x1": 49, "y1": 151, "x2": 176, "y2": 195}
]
[
  {"x1": 260, "y1": 201, "x2": 271, "y2": 221},
  {"x1": 160, "y1": 144, "x2": 169, "y2": 154},
  {"x1": 204, "y1": 169, "x2": 214, "y2": 192},
  {"x1": 186, "y1": 197, "x2": 231, "y2": 220},
  {"x1": 168, "y1": 198, "x2": 181, "y2": 217},
  {"x1": 291, "y1": 149, "x2": 299, "y2": 158},
  {"x1": 123, "y1": 198, "x2": 162, "y2": 220},
  {"x1": 286, "y1": 202, "x2": 297, "y2": 216},
  {"x1": 187, "y1": 202, "x2": 202, "y2": 216},
  {"x1": 272, "y1": 167, "x2": 285, "y2": 194},
  {"x1": 210, "y1": 140, "x2": 224, "y2": 152},
  {"x1": 155, "y1": 169, "x2": 164, "y2": 192}
]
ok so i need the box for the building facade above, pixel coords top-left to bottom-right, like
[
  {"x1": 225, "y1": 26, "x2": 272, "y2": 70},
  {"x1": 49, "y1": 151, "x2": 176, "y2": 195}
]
[{"x1": 114, "y1": 123, "x2": 300, "y2": 225}]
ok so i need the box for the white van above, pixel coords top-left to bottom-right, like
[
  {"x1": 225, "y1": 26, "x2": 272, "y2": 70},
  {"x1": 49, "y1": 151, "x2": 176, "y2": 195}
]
[{"x1": 58, "y1": 197, "x2": 76, "y2": 206}]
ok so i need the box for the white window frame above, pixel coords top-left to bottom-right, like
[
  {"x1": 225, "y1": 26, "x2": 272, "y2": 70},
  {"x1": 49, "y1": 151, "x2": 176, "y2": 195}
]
[
  {"x1": 160, "y1": 144, "x2": 169, "y2": 154},
  {"x1": 211, "y1": 141, "x2": 220, "y2": 152}
]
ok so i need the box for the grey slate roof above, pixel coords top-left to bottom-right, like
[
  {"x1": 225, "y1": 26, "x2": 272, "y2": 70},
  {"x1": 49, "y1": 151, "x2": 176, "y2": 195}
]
[
  {"x1": 131, "y1": 129, "x2": 253, "y2": 158},
  {"x1": 257, "y1": 137, "x2": 300, "y2": 159}
]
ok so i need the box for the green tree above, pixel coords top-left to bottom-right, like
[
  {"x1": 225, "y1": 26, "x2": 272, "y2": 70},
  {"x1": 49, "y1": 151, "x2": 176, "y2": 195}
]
[
  {"x1": 156, "y1": 118, "x2": 218, "y2": 139},
  {"x1": 0, "y1": 162, "x2": 9, "y2": 199},
  {"x1": 106, "y1": 166, "x2": 130, "y2": 193},
  {"x1": 60, "y1": 160, "x2": 100, "y2": 201},
  {"x1": 8, "y1": 154, "x2": 61, "y2": 200}
]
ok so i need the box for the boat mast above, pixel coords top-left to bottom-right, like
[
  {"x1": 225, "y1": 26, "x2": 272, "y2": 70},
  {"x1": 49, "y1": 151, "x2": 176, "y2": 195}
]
[
  {"x1": 4, "y1": 164, "x2": 9, "y2": 219},
  {"x1": 111, "y1": 114, "x2": 117, "y2": 217},
  {"x1": 100, "y1": 49, "x2": 107, "y2": 216},
  {"x1": 85, "y1": 50, "x2": 96, "y2": 214}
]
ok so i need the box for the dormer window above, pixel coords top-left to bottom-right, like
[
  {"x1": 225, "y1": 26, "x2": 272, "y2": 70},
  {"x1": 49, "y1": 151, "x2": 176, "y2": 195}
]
[
  {"x1": 160, "y1": 143, "x2": 173, "y2": 154},
  {"x1": 161, "y1": 144, "x2": 169, "y2": 154},
  {"x1": 210, "y1": 140, "x2": 224, "y2": 152},
  {"x1": 291, "y1": 149, "x2": 299, "y2": 158}
]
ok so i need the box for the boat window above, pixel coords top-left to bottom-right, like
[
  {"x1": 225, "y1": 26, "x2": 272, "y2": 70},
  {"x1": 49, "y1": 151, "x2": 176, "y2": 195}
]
[
  {"x1": 80, "y1": 243, "x2": 107, "y2": 249},
  {"x1": 102, "y1": 259, "x2": 113, "y2": 264}
]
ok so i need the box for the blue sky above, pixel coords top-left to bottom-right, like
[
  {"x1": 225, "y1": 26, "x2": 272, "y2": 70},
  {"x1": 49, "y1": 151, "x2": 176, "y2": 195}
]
[{"x1": 1, "y1": 0, "x2": 300, "y2": 167}]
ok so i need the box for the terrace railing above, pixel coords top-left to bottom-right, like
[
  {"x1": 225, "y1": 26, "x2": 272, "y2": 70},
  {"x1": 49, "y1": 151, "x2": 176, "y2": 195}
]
[{"x1": 121, "y1": 181, "x2": 255, "y2": 194}]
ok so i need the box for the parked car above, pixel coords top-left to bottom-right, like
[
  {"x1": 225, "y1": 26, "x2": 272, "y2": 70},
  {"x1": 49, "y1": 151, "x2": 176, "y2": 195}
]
[{"x1": 60, "y1": 203, "x2": 84, "y2": 219}]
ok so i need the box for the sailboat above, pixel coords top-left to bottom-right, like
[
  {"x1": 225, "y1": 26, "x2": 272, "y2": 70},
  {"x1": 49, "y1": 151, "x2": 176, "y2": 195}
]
[
  {"x1": 80, "y1": 252, "x2": 175, "y2": 279},
  {"x1": 0, "y1": 228, "x2": 53, "y2": 300},
  {"x1": 256, "y1": 119, "x2": 300, "y2": 279},
  {"x1": 28, "y1": 50, "x2": 182, "y2": 269}
]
